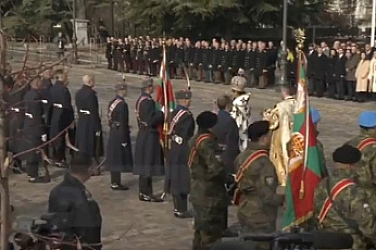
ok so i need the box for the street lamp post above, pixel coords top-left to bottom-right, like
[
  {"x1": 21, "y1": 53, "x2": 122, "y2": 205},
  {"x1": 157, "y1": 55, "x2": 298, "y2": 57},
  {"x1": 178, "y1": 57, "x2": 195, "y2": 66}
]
[
  {"x1": 277, "y1": 0, "x2": 289, "y2": 89},
  {"x1": 72, "y1": 0, "x2": 78, "y2": 64}
]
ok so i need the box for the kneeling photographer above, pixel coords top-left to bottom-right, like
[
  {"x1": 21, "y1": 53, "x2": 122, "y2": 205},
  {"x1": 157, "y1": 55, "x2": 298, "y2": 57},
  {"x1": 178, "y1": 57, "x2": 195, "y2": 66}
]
[{"x1": 48, "y1": 154, "x2": 102, "y2": 250}]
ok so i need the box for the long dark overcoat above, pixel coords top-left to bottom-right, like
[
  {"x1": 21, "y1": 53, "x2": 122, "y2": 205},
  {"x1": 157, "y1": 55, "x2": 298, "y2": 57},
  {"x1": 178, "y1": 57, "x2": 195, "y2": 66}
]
[
  {"x1": 7, "y1": 84, "x2": 25, "y2": 154},
  {"x1": 133, "y1": 92, "x2": 164, "y2": 176},
  {"x1": 22, "y1": 88, "x2": 46, "y2": 162},
  {"x1": 164, "y1": 105, "x2": 195, "y2": 195},
  {"x1": 49, "y1": 81, "x2": 74, "y2": 147},
  {"x1": 75, "y1": 85, "x2": 103, "y2": 158},
  {"x1": 212, "y1": 109, "x2": 240, "y2": 174},
  {"x1": 105, "y1": 96, "x2": 133, "y2": 172}
]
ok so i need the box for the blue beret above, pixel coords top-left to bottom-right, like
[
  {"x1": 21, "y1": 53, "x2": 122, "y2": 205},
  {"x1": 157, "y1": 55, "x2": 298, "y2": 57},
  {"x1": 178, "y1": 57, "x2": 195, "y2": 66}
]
[
  {"x1": 310, "y1": 107, "x2": 321, "y2": 124},
  {"x1": 358, "y1": 111, "x2": 376, "y2": 128}
]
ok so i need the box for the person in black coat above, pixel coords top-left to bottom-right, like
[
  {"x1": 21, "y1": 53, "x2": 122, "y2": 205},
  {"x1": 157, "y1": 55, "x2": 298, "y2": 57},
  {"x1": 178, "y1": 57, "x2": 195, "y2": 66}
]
[
  {"x1": 327, "y1": 49, "x2": 338, "y2": 99},
  {"x1": 40, "y1": 69, "x2": 53, "y2": 157},
  {"x1": 22, "y1": 78, "x2": 47, "y2": 183},
  {"x1": 105, "y1": 83, "x2": 133, "y2": 190},
  {"x1": 49, "y1": 70, "x2": 74, "y2": 166},
  {"x1": 212, "y1": 95, "x2": 239, "y2": 175},
  {"x1": 164, "y1": 90, "x2": 195, "y2": 218},
  {"x1": 133, "y1": 78, "x2": 164, "y2": 202},
  {"x1": 48, "y1": 154, "x2": 102, "y2": 250},
  {"x1": 75, "y1": 75, "x2": 103, "y2": 164},
  {"x1": 334, "y1": 48, "x2": 347, "y2": 100},
  {"x1": 307, "y1": 44, "x2": 317, "y2": 96},
  {"x1": 313, "y1": 47, "x2": 328, "y2": 97}
]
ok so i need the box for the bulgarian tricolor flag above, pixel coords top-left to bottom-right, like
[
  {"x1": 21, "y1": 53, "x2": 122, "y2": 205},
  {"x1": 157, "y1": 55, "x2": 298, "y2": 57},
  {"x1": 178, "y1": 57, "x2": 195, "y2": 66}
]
[
  {"x1": 282, "y1": 50, "x2": 326, "y2": 230},
  {"x1": 156, "y1": 43, "x2": 176, "y2": 147}
]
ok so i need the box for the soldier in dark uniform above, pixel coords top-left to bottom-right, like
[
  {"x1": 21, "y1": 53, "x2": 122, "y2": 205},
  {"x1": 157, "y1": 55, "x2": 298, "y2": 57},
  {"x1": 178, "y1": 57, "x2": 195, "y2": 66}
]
[
  {"x1": 334, "y1": 48, "x2": 347, "y2": 100},
  {"x1": 255, "y1": 42, "x2": 268, "y2": 89},
  {"x1": 136, "y1": 41, "x2": 143, "y2": 75},
  {"x1": 75, "y1": 75, "x2": 103, "y2": 165},
  {"x1": 123, "y1": 38, "x2": 132, "y2": 73},
  {"x1": 130, "y1": 41, "x2": 137, "y2": 73},
  {"x1": 40, "y1": 69, "x2": 53, "y2": 157},
  {"x1": 212, "y1": 42, "x2": 222, "y2": 84},
  {"x1": 244, "y1": 43, "x2": 252, "y2": 87},
  {"x1": 232, "y1": 43, "x2": 242, "y2": 77},
  {"x1": 185, "y1": 39, "x2": 194, "y2": 79},
  {"x1": 48, "y1": 154, "x2": 102, "y2": 250},
  {"x1": 49, "y1": 70, "x2": 74, "y2": 167},
  {"x1": 266, "y1": 41, "x2": 278, "y2": 86},
  {"x1": 5, "y1": 68, "x2": 25, "y2": 172},
  {"x1": 133, "y1": 78, "x2": 164, "y2": 202},
  {"x1": 105, "y1": 83, "x2": 133, "y2": 190},
  {"x1": 149, "y1": 41, "x2": 161, "y2": 76},
  {"x1": 142, "y1": 42, "x2": 150, "y2": 75},
  {"x1": 202, "y1": 41, "x2": 212, "y2": 83},
  {"x1": 165, "y1": 90, "x2": 195, "y2": 218},
  {"x1": 192, "y1": 41, "x2": 202, "y2": 81},
  {"x1": 116, "y1": 39, "x2": 125, "y2": 73},
  {"x1": 223, "y1": 44, "x2": 233, "y2": 85},
  {"x1": 212, "y1": 95, "x2": 239, "y2": 174},
  {"x1": 175, "y1": 40, "x2": 185, "y2": 79},
  {"x1": 307, "y1": 44, "x2": 317, "y2": 96},
  {"x1": 313, "y1": 47, "x2": 328, "y2": 97},
  {"x1": 112, "y1": 39, "x2": 119, "y2": 71},
  {"x1": 22, "y1": 78, "x2": 47, "y2": 183},
  {"x1": 167, "y1": 39, "x2": 176, "y2": 78},
  {"x1": 105, "y1": 37, "x2": 113, "y2": 70}
]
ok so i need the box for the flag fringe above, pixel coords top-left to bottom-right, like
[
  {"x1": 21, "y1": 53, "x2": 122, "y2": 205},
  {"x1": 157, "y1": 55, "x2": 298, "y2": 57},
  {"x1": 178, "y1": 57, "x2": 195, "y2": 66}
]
[{"x1": 282, "y1": 211, "x2": 313, "y2": 232}]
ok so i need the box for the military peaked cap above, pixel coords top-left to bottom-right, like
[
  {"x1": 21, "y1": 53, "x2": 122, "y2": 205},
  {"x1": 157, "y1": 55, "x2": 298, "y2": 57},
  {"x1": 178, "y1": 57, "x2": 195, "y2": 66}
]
[
  {"x1": 247, "y1": 121, "x2": 270, "y2": 140},
  {"x1": 196, "y1": 111, "x2": 217, "y2": 129},
  {"x1": 114, "y1": 82, "x2": 127, "y2": 91},
  {"x1": 141, "y1": 78, "x2": 153, "y2": 88},
  {"x1": 175, "y1": 89, "x2": 192, "y2": 100},
  {"x1": 332, "y1": 145, "x2": 361, "y2": 164},
  {"x1": 310, "y1": 107, "x2": 321, "y2": 124},
  {"x1": 358, "y1": 111, "x2": 376, "y2": 128}
]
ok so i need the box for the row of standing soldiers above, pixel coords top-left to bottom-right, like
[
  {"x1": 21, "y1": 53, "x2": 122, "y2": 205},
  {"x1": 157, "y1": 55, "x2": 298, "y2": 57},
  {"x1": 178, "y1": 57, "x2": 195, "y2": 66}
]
[{"x1": 105, "y1": 38, "x2": 278, "y2": 88}]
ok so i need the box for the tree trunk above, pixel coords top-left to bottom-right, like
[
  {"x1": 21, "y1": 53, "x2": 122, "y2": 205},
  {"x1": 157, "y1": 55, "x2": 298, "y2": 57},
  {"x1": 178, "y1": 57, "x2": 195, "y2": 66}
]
[{"x1": 0, "y1": 30, "x2": 10, "y2": 250}]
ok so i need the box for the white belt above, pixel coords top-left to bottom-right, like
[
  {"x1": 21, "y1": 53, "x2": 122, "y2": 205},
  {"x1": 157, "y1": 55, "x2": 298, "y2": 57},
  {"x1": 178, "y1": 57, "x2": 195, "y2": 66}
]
[
  {"x1": 79, "y1": 109, "x2": 90, "y2": 115},
  {"x1": 25, "y1": 113, "x2": 33, "y2": 119},
  {"x1": 41, "y1": 99, "x2": 48, "y2": 104},
  {"x1": 172, "y1": 135, "x2": 183, "y2": 145},
  {"x1": 53, "y1": 103, "x2": 63, "y2": 108}
]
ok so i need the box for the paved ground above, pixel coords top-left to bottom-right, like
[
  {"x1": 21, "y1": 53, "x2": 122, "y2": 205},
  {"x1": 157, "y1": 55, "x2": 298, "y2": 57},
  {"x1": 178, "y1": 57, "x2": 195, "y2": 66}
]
[{"x1": 6, "y1": 57, "x2": 374, "y2": 249}]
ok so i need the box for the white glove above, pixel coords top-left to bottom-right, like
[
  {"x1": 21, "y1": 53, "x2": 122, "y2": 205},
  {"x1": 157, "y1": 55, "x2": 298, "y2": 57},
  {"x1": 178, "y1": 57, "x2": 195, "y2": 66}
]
[
  {"x1": 121, "y1": 143, "x2": 127, "y2": 148},
  {"x1": 95, "y1": 131, "x2": 101, "y2": 136},
  {"x1": 41, "y1": 134, "x2": 47, "y2": 142},
  {"x1": 161, "y1": 106, "x2": 165, "y2": 113}
]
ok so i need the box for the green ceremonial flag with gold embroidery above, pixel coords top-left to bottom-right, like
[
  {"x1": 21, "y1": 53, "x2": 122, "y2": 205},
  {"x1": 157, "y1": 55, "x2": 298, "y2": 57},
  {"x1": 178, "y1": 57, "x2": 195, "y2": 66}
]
[{"x1": 282, "y1": 50, "x2": 326, "y2": 230}]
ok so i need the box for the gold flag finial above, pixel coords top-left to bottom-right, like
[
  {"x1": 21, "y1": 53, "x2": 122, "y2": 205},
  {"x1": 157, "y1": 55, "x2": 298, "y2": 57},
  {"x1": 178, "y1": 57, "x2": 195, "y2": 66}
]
[
  {"x1": 162, "y1": 31, "x2": 166, "y2": 46},
  {"x1": 294, "y1": 28, "x2": 305, "y2": 50}
]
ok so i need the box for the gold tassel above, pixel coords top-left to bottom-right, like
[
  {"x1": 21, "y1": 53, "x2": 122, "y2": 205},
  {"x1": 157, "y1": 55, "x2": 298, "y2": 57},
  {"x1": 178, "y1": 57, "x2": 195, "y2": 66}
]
[{"x1": 299, "y1": 180, "x2": 305, "y2": 199}]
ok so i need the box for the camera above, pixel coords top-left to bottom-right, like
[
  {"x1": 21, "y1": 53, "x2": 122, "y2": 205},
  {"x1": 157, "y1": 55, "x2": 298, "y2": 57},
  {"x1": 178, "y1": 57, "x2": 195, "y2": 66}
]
[{"x1": 13, "y1": 213, "x2": 74, "y2": 250}]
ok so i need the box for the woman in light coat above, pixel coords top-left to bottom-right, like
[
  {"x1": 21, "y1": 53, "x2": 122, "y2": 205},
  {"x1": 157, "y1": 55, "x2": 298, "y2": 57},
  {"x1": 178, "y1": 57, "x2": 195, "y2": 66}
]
[{"x1": 355, "y1": 52, "x2": 370, "y2": 102}]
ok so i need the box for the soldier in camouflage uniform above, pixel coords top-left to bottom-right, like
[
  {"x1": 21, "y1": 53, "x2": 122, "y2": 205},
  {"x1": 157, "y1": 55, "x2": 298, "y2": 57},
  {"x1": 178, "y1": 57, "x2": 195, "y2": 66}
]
[
  {"x1": 346, "y1": 111, "x2": 376, "y2": 200},
  {"x1": 188, "y1": 111, "x2": 227, "y2": 250},
  {"x1": 234, "y1": 121, "x2": 284, "y2": 236},
  {"x1": 314, "y1": 145, "x2": 376, "y2": 250}
]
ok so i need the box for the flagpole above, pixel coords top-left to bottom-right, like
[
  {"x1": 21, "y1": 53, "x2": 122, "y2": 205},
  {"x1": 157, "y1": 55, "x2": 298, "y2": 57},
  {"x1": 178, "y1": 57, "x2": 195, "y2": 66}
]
[
  {"x1": 161, "y1": 32, "x2": 169, "y2": 199},
  {"x1": 372, "y1": 0, "x2": 376, "y2": 47}
]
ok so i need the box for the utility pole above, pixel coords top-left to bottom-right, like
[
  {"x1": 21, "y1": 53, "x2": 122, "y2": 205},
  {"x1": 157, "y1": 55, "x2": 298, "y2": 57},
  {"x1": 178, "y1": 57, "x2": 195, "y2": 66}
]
[
  {"x1": 111, "y1": 0, "x2": 115, "y2": 36},
  {"x1": 72, "y1": 0, "x2": 78, "y2": 64},
  {"x1": 277, "y1": 0, "x2": 289, "y2": 89}
]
